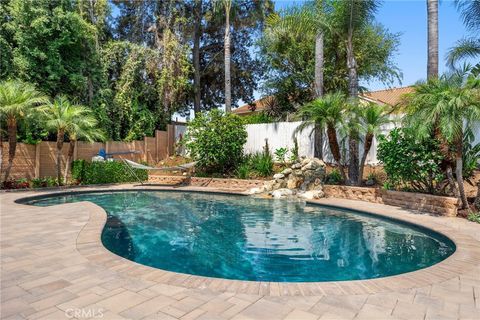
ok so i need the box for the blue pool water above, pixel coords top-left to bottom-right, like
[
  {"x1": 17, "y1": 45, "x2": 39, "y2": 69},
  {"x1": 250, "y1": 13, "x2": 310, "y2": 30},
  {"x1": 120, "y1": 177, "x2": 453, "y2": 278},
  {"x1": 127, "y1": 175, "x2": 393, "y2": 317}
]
[{"x1": 27, "y1": 191, "x2": 455, "y2": 282}]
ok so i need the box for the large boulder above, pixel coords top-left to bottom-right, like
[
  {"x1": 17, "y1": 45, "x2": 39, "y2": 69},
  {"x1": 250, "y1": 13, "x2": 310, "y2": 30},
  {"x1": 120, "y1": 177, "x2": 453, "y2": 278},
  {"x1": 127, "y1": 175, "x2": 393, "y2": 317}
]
[
  {"x1": 298, "y1": 190, "x2": 325, "y2": 200},
  {"x1": 271, "y1": 188, "x2": 295, "y2": 199}
]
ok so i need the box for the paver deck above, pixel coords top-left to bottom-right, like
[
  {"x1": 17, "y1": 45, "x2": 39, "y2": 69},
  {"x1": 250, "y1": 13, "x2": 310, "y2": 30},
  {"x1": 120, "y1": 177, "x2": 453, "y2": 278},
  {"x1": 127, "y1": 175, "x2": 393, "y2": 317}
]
[{"x1": 1, "y1": 184, "x2": 480, "y2": 320}]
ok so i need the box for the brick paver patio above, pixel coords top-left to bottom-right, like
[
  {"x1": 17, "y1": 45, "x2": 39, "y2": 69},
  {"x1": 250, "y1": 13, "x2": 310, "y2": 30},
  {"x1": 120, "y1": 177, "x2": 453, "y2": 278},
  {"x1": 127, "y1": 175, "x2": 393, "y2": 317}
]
[{"x1": 1, "y1": 185, "x2": 479, "y2": 320}]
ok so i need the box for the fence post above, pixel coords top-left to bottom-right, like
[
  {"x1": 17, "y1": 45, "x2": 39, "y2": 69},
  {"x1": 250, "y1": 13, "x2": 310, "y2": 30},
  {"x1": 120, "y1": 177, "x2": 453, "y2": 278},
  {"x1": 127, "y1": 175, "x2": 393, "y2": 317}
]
[
  {"x1": 143, "y1": 136, "x2": 148, "y2": 163},
  {"x1": 35, "y1": 143, "x2": 41, "y2": 178},
  {"x1": 167, "y1": 124, "x2": 174, "y2": 156}
]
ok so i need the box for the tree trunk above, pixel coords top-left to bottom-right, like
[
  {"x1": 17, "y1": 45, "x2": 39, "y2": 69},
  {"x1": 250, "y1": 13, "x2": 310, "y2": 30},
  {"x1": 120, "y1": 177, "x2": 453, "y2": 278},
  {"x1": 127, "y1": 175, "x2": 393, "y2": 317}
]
[
  {"x1": 56, "y1": 129, "x2": 65, "y2": 186},
  {"x1": 346, "y1": 20, "x2": 359, "y2": 185},
  {"x1": 314, "y1": 126, "x2": 323, "y2": 159},
  {"x1": 193, "y1": 0, "x2": 202, "y2": 115},
  {"x1": 427, "y1": 0, "x2": 438, "y2": 79},
  {"x1": 224, "y1": 6, "x2": 232, "y2": 113},
  {"x1": 327, "y1": 123, "x2": 347, "y2": 183},
  {"x1": 314, "y1": 31, "x2": 324, "y2": 98},
  {"x1": 474, "y1": 181, "x2": 480, "y2": 211},
  {"x1": 358, "y1": 132, "x2": 374, "y2": 185},
  {"x1": 455, "y1": 135, "x2": 469, "y2": 209},
  {"x1": 63, "y1": 140, "x2": 76, "y2": 184},
  {"x1": 3, "y1": 118, "x2": 17, "y2": 182}
]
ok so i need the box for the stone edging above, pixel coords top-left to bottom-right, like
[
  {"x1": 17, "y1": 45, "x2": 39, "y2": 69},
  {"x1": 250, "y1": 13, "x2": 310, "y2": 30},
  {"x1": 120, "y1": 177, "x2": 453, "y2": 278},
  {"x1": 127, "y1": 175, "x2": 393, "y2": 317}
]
[
  {"x1": 14, "y1": 185, "x2": 480, "y2": 297},
  {"x1": 323, "y1": 185, "x2": 460, "y2": 217}
]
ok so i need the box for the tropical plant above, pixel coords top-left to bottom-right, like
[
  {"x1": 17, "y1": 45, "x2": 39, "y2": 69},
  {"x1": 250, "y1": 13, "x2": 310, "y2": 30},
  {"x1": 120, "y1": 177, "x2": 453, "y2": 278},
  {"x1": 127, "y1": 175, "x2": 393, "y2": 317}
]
[
  {"x1": 358, "y1": 103, "x2": 390, "y2": 184},
  {"x1": 0, "y1": 80, "x2": 48, "y2": 182},
  {"x1": 40, "y1": 96, "x2": 104, "y2": 185},
  {"x1": 184, "y1": 109, "x2": 247, "y2": 173},
  {"x1": 462, "y1": 128, "x2": 480, "y2": 181},
  {"x1": 274, "y1": 147, "x2": 288, "y2": 164},
  {"x1": 290, "y1": 137, "x2": 299, "y2": 163},
  {"x1": 325, "y1": 169, "x2": 342, "y2": 185},
  {"x1": 332, "y1": 0, "x2": 380, "y2": 184},
  {"x1": 447, "y1": 0, "x2": 480, "y2": 72},
  {"x1": 402, "y1": 72, "x2": 480, "y2": 208},
  {"x1": 296, "y1": 92, "x2": 347, "y2": 182},
  {"x1": 249, "y1": 151, "x2": 274, "y2": 177}
]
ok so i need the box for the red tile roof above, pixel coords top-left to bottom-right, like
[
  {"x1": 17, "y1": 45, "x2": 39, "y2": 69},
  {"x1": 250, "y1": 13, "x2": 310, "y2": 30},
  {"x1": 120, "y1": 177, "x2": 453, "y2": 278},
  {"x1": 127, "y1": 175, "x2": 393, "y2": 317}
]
[{"x1": 232, "y1": 87, "x2": 414, "y2": 115}]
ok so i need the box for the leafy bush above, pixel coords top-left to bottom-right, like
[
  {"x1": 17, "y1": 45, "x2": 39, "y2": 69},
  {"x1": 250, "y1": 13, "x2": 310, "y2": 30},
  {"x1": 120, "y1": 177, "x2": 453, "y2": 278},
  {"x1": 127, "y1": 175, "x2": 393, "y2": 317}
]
[
  {"x1": 463, "y1": 129, "x2": 480, "y2": 180},
  {"x1": 241, "y1": 112, "x2": 274, "y2": 124},
  {"x1": 184, "y1": 109, "x2": 247, "y2": 174},
  {"x1": 325, "y1": 169, "x2": 342, "y2": 185},
  {"x1": 467, "y1": 211, "x2": 480, "y2": 224},
  {"x1": 377, "y1": 128, "x2": 445, "y2": 194},
  {"x1": 72, "y1": 160, "x2": 147, "y2": 184},
  {"x1": 274, "y1": 147, "x2": 288, "y2": 164},
  {"x1": 2, "y1": 179, "x2": 30, "y2": 189},
  {"x1": 30, "y1": 177, "x2": 57, "y2": 188}
]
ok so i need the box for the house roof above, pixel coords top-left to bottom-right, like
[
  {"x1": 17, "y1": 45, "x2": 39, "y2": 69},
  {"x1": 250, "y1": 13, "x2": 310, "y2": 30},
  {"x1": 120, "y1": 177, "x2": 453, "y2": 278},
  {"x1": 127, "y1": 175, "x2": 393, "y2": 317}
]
[
  {"x1": 360, "y1": 86, "x2": 414, "y2": 106},
  {"x1": 232, "y1": 86, "x2": 414, "y2": 115}
]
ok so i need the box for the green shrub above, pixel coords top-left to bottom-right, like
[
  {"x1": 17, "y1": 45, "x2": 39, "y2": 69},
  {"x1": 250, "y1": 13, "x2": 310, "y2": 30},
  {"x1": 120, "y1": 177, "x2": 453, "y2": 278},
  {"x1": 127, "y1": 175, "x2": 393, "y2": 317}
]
[
  {"x1": 184, "y1": 109, "x2": 247, "y2": 174},
  {"x1": 289, "y1": 138, "x2": 299, "y2": 163},
  {"x1": 377, "y1": 128, "x2": 445, "y2": 194},
  {"x1": 467, "y1": 211, "x2": 480, "y2": 224},
  {"x1": 250, "y1": 152, "x2": 274, "y2": 177},
  {"x1": 326, "y1": 169, "x2": 342, "y2": 185},
  {"x1": 30, "y1": 177, "x2": 57, "y2": 188},
  {"x1": 241, "y1": 112, "x2": 274, "y2": 124},
  {"x1": 274, "y1": 147, "x2": 288, "y2": 164},
  {"x1": 71, "y1": 160, "x2": 147, "y2": 184},
  {"x1": 235, "y1": 160, "x2": 252, "y2": 179}
]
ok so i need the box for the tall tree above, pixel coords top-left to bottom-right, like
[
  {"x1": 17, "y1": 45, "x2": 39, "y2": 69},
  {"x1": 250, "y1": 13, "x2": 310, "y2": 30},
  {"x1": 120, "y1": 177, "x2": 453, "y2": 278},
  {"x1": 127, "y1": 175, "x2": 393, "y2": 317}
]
[
  {"x1": 215, "y1": 0, "x2": 234, "y2": 112},
  {"x1": 192, "y1": 0, "x2": 203, "y2": 114},
  {"x1": 0, "y1": 80, "x2": 48, "y2": 182},
  {"x1": 427, "y1": 0, "x2": 438, "y2": 79},
  {"x1": 333, "y1": 0, "x2": 379, "y2": 185}
]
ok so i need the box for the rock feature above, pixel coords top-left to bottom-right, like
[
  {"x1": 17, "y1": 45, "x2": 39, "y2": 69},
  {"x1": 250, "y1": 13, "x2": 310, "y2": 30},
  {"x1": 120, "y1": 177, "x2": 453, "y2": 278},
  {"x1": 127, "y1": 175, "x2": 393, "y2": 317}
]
[{"x1": 251, "y1": 157, "x2": 326, "y2": 199}]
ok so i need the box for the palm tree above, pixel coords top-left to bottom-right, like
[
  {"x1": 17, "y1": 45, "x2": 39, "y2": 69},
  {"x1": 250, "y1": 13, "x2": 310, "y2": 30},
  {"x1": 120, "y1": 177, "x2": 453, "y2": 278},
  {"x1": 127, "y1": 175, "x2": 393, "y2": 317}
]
[
  {"x1": 447, "y1": 0, "x2": 480, "y2": 72},
  {"x1": 358, "y1": 103, "x2": 390, "y2": 185},
  {"x1": 265, "y1": 1, "x2": 330, "y2": 158},
  {"x1": 427, "y1": 0, "x2": 439, "y2": 79},
  {"x1": 40, "y1": 96, "x2": 104, "y2": 185},
  {"x1": 403, "y1": 72, "x2": 480, "y2": 209},
  {"x1": 0, "y1": 80, "x2": 48, "y2": 182},
  {"x1": 215, "y1": 0, "x2": 234, "y2": 112},
  {"x1": 333, "y1": 0, "x2": 379, "y2": 184},
  {"x1": 296, "y1": 92, "x2": 348, "y2": 182}
]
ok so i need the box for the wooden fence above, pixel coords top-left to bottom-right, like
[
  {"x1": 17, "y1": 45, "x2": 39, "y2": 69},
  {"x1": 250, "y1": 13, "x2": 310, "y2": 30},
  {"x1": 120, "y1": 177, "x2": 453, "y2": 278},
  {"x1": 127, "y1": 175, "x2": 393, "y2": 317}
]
[{"x1": 0, "y1": 125, "x2": 182, "y2": 180}]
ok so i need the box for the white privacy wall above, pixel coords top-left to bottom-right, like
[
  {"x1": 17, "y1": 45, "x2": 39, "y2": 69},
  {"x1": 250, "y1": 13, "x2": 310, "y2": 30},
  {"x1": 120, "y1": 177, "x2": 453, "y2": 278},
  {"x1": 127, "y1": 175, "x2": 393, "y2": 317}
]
[{"x1": 244, "y1": 121, "x2": 315, "y2": 158}]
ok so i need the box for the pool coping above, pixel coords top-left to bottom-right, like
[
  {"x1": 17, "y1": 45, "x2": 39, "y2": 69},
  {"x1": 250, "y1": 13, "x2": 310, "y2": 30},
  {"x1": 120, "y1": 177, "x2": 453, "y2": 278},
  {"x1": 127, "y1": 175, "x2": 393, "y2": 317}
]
[{"x1": 9, "y1": 184, "x2": 480, "y2": 297}]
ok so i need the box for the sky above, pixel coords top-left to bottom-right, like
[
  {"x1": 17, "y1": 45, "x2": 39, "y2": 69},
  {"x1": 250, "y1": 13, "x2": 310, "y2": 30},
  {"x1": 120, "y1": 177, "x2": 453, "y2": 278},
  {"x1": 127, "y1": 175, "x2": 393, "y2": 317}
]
[{"x1": 272, "y1": 0, "x2": 471, "y2": 92}]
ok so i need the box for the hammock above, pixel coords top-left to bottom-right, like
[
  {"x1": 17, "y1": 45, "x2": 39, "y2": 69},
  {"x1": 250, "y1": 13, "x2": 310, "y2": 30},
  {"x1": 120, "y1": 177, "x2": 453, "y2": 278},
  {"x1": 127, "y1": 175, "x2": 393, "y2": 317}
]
[
  {"x1": 120, "y1": 158, "x2": 196, "y2": 186},
  {"x1": 122, "y1": 159, "x2": 196, "y2": 171}
]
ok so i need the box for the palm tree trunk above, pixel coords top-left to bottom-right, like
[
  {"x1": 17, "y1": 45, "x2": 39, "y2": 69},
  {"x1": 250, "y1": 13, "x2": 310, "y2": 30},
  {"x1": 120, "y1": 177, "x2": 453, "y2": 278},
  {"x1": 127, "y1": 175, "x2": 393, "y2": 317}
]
[
  {"x1": 474, "y1": 181, "x2": 480, "y2": 211},
  {"x1": 224, "y1": 5, "x2": 232, "y2": 113},
  {"x1": 455, "y1": 135, "x2": 469, "y2": 209},
  {"x1": 427, "y1": 0, "x2": 438, "y2": 79},
  {"x1": 327, "y1": 124, "x2": 347, "y2": 183},
  {"x1": 358, "y1": 132, "x2": 374, "y2": 185},
  {"x1": 3, "y1": 118, "x2": 17, "y2": 182},
  {"x1": 56, "y1": 129, "x2": 65, "y2": 186},
  {"x1": 313, "y1": 31, "x2": 324, "y2": 159},
  {"x1": 346, "y1": 19, "x2": 359, "y2": 185},
  {"x1": 193, "y1": 0, "x2": 202, "y2": 115},
  {"x1": 63, "y1": 140, "x2": 75, "y2": 184}
]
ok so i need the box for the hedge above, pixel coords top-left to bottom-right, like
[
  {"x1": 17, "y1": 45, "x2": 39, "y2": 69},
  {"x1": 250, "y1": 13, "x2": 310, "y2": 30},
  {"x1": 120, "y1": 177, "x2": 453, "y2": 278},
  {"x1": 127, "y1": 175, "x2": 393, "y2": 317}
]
[{"x1": 72, "y1": 160, "x2": 148, "y2": 184}]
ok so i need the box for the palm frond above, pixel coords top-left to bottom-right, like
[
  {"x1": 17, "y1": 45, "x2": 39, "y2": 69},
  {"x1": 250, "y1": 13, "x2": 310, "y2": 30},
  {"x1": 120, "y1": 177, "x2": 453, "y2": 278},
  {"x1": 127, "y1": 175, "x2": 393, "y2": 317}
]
[{"x1": 446, "y1": 37, "x2": 480, "y2": 67}]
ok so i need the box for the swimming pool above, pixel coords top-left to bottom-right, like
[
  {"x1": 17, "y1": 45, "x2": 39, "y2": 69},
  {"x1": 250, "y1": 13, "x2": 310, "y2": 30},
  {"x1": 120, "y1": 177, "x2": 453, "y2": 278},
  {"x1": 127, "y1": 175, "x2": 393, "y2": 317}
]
[{"x1": 27, "y1": 190, "x2": 455, "y2": 282}]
